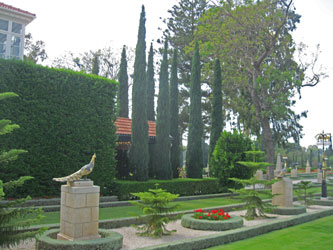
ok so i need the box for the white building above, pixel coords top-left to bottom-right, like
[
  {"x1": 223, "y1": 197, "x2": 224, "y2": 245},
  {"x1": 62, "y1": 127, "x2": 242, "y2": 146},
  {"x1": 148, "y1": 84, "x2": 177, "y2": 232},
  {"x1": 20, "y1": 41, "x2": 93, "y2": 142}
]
[{"x1": 0, "y1": 2, "x2": 35, "y2": 60}]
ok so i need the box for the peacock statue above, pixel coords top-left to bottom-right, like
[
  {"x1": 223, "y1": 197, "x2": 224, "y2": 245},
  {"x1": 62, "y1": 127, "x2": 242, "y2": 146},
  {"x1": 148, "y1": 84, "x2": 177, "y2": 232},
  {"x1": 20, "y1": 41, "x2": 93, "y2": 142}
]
[{"x1": 53, "y1": 154, "x2": 96, "y2": 186}]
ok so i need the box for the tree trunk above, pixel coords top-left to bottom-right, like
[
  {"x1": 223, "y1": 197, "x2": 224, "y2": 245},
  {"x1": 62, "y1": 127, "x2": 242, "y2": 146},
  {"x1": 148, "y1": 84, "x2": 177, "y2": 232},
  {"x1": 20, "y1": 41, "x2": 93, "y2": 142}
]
[{"x1": 261, "y1": 116, "x2": 275, "y2": 180}]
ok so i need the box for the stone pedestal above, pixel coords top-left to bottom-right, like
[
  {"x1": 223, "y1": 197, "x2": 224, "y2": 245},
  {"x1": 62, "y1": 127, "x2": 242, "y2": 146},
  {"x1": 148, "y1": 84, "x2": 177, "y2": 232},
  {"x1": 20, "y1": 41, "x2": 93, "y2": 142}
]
[
  {"x1": 305, "y1": 160, "x2": 311, "y2": 173},
  {"x1": 291, "y1": 169, "x2": 297, "y2": 178},
  {"x1": 274, "y1": 153, "x2": 282, "y2": 178},
  {"x1": 255, "y1": 170, "x2": 263, "y2": 180},
  {"x1": 57, "y1": 180, "x2": 100, "y2": 241},
  {"x1": 317, "y1": 172, "x2": 323, "y2": 183},
  {"x1": 272, "y1": 178, "x2": 293, "y2": 207}
]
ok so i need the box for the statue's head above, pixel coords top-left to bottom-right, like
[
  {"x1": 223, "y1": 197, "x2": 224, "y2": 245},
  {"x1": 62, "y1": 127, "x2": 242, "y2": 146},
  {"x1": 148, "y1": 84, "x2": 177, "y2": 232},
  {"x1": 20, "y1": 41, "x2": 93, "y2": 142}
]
[{"x1": 91, "y1": 153, "x2": 96, "y2": 163}]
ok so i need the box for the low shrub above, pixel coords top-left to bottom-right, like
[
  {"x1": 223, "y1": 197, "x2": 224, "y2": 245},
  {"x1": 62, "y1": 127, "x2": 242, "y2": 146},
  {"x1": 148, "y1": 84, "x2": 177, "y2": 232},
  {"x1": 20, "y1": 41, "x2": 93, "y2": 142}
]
[{"x1": 112, "y1": 178, "x2": 222, "y2": 200}]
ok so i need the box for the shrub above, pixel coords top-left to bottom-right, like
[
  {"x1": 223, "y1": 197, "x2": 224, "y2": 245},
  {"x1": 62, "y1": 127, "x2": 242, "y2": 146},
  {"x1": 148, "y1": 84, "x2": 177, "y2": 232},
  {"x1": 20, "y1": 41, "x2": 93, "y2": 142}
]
[
  {"x1": 209, "y1": 130, "x2": 252, "y2": 189},
  {"x1": 131, "y1": 186, "x2": 180, "y2": 237},
  {"x1": 113, "y1": 178, "x2": 222, "y2": 200},
  {"x1": 296, "y1": 181, "x2": 314, "y2": 207},
  {"x1": 0, "y1": 59, "x2": 118, "y2": 197}
]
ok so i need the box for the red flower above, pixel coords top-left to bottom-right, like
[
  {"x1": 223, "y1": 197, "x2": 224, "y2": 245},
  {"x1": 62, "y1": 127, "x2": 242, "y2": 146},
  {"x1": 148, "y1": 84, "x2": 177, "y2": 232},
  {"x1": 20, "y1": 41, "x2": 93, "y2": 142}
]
[
  {"x1": 194, "y1": 209, "x2": 203, "y2": 213},
  {"x1": 207, "y1": 212, "x2": 211, "y2": 217},
  {"x1": 226, "y1": 213, "x2": 230, "y2": 218},
  {"x1": 198, "y1": 216, "x2": 202, "y2": 219},
  {"x1": 224, "y1": 216, "x2": 227, "y2": 220},
  {"x1": 218, "y1": 212, "x2": 222, "y2": 216},
  {"x1": 214, "y1": 215, "x2": 218, "y2": 220}
]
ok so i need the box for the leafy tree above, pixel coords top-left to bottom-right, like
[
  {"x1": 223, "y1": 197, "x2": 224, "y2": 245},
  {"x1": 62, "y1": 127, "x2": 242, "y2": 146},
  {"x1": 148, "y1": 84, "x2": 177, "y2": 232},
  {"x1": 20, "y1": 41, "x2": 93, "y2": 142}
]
[
  {"x1": 0, "y1": 92, "x2": 44, "y2": 248},
  {"x1": 24, "y1": 33, "x2": 47, "y2": 63},
  {"x1": 186, "y1": 42, "x2": 203, "y2": 178},
  {"x1": 209, "y1": 130, "x2": 252, "y2": 189},
  {"x1": 131, "y1": 186, "x2": 180, "y2": 237},
  {"x1": 91, "y1": 51, "x2": 100, "y2": 75},
  {"x1": 209, "y1": 59, "x2": 223, "y2": 159},
  {"x1": 170, "y1": 49, "x2": 181, "y2": 178},
  {"x1": 155, "y1": 40, "x2": 172, "y2": 180},
  {"x1": 129, "y1": 5, "x2": 149, "y2": 181},
  {"x1": 196, "y1": 0, "x2": 326, "y2": 179},
  {"x1": 147, "y1": 43, "x2": 155, "y2": 121},
  {"x1": 118, "y1": 46, "x2": 129, "y2": 118},
  {"x1": 162, "y1": 0, "x2": 209, "y2": 141}
]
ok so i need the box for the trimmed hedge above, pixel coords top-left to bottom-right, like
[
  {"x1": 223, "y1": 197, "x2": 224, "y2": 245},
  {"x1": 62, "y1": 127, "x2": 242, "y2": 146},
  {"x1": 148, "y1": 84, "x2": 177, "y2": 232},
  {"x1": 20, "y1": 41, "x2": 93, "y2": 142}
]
[
  {"x1": 268, "y1": 205, "x2": 306, "y2": 215},
  {"x1": 36, "y1": 229, "x2": 123, "y2": 250},
  {"x1": 181, "y1": 214, "x2": 243, "y2": 231},
  {"x1": 113, "y1": 178, "x2": 223, "y2": 200},
  {"x1": 0, "y1": 59, "x2": 118, "y2": 197}
]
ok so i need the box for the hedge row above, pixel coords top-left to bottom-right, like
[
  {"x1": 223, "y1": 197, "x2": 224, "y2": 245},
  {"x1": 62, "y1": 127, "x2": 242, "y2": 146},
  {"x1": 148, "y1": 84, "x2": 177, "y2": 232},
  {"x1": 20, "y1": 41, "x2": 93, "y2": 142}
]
[
  {"x1": 112, "y1": 178, "x2": 223, "y2": 200},
  {"x1": 0, "y1": 59, "x2": 118, "y2": 197}
]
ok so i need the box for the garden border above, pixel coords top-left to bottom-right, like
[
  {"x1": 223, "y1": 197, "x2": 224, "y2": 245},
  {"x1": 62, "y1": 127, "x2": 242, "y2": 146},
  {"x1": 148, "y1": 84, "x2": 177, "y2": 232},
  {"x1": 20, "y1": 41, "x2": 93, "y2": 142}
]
[
  {"x1": 268, "y1": 205, "x2": 306, "y2": 215},
  {"x1": 137, "y1": 208, "x2": 333, "y2": 250}
]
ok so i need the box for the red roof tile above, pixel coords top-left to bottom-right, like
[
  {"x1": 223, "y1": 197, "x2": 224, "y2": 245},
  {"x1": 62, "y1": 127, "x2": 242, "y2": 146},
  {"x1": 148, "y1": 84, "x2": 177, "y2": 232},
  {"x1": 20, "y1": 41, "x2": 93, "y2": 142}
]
[
  {"x1": 115, "y1": 117, "x2": 156, "y2": 137},
  {"x1": 0, "y1": 2, "x2": 36, "y2": 17}
]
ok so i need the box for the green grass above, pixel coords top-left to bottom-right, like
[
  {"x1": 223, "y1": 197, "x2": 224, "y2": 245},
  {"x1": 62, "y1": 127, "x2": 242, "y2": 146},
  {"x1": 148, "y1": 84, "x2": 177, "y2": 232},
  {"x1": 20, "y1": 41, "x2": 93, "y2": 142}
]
[{"x1": 205, "y1": 216, "x2": 333, "y2": 250}]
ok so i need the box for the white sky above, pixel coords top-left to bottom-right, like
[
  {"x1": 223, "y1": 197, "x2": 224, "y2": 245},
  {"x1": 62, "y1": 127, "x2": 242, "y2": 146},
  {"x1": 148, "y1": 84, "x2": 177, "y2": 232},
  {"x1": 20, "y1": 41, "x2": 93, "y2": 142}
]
[{"x1": 3, "y1": 0, "x2": 333, "y2": 148}]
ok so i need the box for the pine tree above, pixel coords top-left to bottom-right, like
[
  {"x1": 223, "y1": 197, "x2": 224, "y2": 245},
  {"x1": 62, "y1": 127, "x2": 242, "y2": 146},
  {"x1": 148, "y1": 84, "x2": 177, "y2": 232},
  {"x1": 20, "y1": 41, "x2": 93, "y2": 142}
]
[
  {"x1": 186, "y1": 42, "x2": 203, "y2": 178},
  {"x1": 91, "y1": 51, "x2": 100, "y2": 75},
  {"x1": 209, "y1": 59, "x2": 223, "y2": 158},
  {"x1": 155, "y1": 40, "x2": 172, "y2": 179},
  {"x1": 0, "y1": 92, "x2": 44, "y2": 248},
  {"x1": 147, "y1": 43, "x2": 155, "y2": 121},
  {"x1": 170, "y1": 49, "x2": 181, "y2": 178},
  {"x1": 129, "y1": 5, "x2": 149, "y2": 181},
  {"x1": 118, "y1": 46, "x2": 129, "y2": 118}
]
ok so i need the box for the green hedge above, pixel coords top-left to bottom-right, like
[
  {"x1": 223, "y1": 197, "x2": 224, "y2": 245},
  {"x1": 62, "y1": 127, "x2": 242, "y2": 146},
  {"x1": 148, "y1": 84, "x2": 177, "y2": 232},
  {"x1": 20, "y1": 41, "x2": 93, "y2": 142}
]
[
  {"x1": 113, "y1": 178, "x2": 223, "y2": 200},
  {"x1": 0, "y1": 59, "x2": 118, "y2": 197}
]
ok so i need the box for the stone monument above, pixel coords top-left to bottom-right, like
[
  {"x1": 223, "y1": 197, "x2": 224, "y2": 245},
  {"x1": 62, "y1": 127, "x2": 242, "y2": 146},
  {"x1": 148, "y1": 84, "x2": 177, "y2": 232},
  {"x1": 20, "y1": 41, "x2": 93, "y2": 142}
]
[
  {"x1": 255, "y1": 170, "x2": 263, "y2": 180},
  {"x1": 291, "y1": 168, "x2": 297, "y2": 178},
  {"x1": 274, "y1": 153, "x2": 282, "y2": 177},
  {"x1": 305, "y1": 160, "x2": 311, "y2": 174},
  {"x1": 272, "y1": 177, "x2": 293, "y2": 207},
  {"x1": 53, "y1": 154, "x2": 100, "y2": 241},
  {"x1": 317, "y1": 172, "x2": 323, "y2": 183}
]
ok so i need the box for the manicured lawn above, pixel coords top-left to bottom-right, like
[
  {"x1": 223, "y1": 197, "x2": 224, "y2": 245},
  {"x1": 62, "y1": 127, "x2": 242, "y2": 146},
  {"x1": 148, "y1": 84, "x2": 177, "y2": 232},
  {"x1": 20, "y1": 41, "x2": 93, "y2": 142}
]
[{"x1": 205, "y1": 216, "x2": 333, "y2": 250}]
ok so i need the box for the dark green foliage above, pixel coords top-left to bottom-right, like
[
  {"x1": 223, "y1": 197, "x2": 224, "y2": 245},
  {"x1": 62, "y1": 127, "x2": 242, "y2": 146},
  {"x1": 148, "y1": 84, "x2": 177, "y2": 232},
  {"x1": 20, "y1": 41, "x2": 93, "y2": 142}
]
[
  {"x1": 186, "y1": 42, "x2": 203, "y2": 178},
  {"x1": 147, "y1": 43, "x2": 155, "y2": 121},
  {"x1": 296, "y1": 181, "x2": 314, "y2": 207},
  {"x1": 113, "y1": 178, "x2": 221, "y2": 200},
  {"x1": 91, "y1": 52, "x2": 100, "y2": 75},
  {"x1": 129, "y1": 5, "x2": 149, "y2": 181},
  {"x1": 0, "y1": 59, "x2": 118, "y2": 197},
  {"x1": 209, "y1": 59, "x2": 223, "y2": 159},
  {"x1": 0, "y1": 91, "x2": 45, "y2": 248},
  {"x1": 155, "y1": 40, "x2": 171, "y2": 180},
  {"x1": 131, "y1": 187, "x2": 180, "y2": 237},
  {"x1": 118, "y1": 46, "x2": 129, "y2": 118},
  {"x1": 209, "y1": 130, "x2": 252, "y2": 188},
  {"x1": 170, "y1": 49, "x2": 181, "y2": 178}
]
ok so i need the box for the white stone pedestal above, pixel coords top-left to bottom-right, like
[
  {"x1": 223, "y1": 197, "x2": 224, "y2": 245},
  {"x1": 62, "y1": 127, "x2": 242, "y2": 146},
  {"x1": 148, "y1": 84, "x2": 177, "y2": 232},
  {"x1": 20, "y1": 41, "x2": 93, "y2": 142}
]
[
  {"x1": 57, "y1": 180, "x2": 100, "y2": 241},
  {"x1": 255, "y1": 170, "x2": 263, "y2": 180},
  {"x1": 291, "y1": 169, "x2": 297, "y2": 178},
  {"x1": 305, "y1": 166, "x2": 311, "y2": 174},
  {"x1": 317, "y1": 172, "x2": 323, "y2": 183},
  {"x1": 272, "y1": 178, "x2": 293, "y2": 207}
]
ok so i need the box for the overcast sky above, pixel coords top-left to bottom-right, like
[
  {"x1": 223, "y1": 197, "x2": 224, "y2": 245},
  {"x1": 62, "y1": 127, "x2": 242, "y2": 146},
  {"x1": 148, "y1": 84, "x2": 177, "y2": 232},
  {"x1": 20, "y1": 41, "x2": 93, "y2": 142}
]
[{"x1": 4, "y1": 0, "x2": 333, "y2": 148}]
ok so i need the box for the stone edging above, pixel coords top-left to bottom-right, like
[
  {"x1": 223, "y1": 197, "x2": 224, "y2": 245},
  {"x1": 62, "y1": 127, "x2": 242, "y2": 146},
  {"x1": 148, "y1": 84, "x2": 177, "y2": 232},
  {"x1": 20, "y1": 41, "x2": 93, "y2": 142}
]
[
  {"x1": 181, "y1": 214, "x2": 243, "y2": 231},
  {"x1": 137, "y1": 208, "x2": 333, "y2": 250},
  {"x1": 269, "y1": 205, "x2": 306, "y2": 215},
  {"x1": 313, "y1": 198, "x2": 333, "y2": 206}
]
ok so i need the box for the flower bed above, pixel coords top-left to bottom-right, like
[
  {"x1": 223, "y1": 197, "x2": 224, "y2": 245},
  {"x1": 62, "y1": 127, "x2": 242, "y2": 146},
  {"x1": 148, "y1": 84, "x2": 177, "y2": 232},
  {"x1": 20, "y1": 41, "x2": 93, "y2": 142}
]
[{"x1": 181, "y1": 208, "x2": 243, "y2": 231}]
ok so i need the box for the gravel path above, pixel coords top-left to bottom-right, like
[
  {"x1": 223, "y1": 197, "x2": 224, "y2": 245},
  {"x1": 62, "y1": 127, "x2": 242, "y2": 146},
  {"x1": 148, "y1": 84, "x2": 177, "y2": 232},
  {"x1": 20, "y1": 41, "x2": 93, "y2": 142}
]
[{"x1": 4, "y1": 204, "x2": 331, "y2": 250}]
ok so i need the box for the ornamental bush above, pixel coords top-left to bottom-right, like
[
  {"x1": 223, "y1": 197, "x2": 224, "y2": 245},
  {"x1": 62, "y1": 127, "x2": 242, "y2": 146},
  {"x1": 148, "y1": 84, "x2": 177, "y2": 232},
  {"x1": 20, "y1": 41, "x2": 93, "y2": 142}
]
[{"x1": 0, "y1": 59, "x2": 118, "y2": 197}]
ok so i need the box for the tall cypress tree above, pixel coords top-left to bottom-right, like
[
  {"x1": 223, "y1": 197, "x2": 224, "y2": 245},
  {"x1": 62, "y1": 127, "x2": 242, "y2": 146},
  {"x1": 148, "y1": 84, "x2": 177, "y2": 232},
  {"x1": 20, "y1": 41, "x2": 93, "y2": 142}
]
[
  {"x1": 118, "y1": 46, "x2": 129, "y2": 118},
  {"x1": 186, "y1": 41, "x2": 203, "y2": 178},
  {"x1": 155, "y1": 40, "x2": 172, "y2": 179},
  {"x1": 170, "y1": 49, "x2": 180, "y2": 178},
  {"x1": 209, "y1": 59, "x2": 223, "y2": 158},
  {"x1": 129, "y1": 5, "x2": 149, "y2": 181},
  {"x1": 147, "y1": 43, "x2": 155, "y2": 121},
  {"x1": 91, "y1": 51, "x2": 100, "y2": 75}
]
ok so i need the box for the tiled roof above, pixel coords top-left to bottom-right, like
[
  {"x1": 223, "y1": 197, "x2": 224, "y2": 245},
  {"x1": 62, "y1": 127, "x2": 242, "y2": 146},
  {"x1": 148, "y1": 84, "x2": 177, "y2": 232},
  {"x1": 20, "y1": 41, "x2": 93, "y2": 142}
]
[
  {"x1": 115, "y1": 117, "x2": 156, "y2": 137},
  {"x1": 0, "y1": 2, "x2": 36, "y2": 17}
]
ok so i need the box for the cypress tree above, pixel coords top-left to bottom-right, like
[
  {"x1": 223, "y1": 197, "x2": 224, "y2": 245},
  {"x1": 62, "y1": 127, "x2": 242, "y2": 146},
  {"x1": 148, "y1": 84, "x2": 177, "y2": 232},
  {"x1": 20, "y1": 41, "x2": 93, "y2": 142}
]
[
  {"x1": 170, "y1": 49, "x2": 181, "y2": 178},
  {"x1": 91, "y1": 51, "x2": 100, "y2": 75},
  {"x1": 155, "y1": 40, "x2": 172, "y2": 179},
  {"x1": 147, "y1": 43, "x2": 155, "y2": 121},
  {"x1": 186, "y1": 41, "x2": 203, "y2": 178},
  {"x1": 129, "y1": 5, "x2": 149, "y2": 181},
  {"x1": 118, "y1": 46, "x2": 129, "y2": 118},
  {"x1": 209, "y1": 59, "x2": 223, "y2": 158}
]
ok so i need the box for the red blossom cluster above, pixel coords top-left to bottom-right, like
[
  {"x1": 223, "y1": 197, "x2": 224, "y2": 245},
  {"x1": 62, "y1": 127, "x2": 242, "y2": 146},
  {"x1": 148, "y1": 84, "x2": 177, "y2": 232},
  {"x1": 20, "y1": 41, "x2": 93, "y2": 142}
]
[{"x1": 193, "y1": 208, "x2": 231, "y2": 220}]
